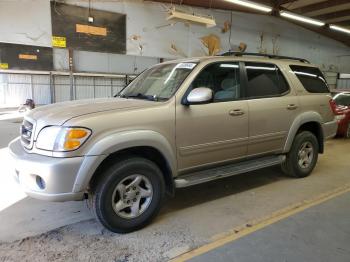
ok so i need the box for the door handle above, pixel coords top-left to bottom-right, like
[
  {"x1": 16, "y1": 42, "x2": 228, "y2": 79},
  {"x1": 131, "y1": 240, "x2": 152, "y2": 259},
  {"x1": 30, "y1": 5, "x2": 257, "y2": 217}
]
[
  {"x1": 287, "y1": 104, "x2": 298, "y2": 110},
  {"x1": 229, "y1": 109, "x2": 245, "y2": 116}
]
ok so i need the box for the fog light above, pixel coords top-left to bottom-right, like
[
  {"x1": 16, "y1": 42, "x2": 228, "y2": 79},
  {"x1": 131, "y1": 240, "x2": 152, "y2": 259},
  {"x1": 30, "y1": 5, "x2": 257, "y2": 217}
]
[{"x1": 36, "y1": 176, "x2": 46, "y2": 190}]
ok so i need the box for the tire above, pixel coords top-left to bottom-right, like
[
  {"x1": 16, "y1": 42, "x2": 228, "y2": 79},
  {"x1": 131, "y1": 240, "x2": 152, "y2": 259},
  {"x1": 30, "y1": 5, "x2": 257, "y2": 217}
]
[
  {"x1": 281, "y1": 131, "x2": 319, "y2": 178},
  {"x1": 89, "y1": 157, "x2": 165, "y2": 233}
]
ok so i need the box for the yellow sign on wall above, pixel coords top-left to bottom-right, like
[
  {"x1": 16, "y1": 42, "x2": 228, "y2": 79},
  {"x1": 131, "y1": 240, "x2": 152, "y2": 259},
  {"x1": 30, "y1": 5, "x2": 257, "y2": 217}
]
[
  {"x1": 0, "y1": 63, "x2": 9, "y2": 69},
  {"x1": 52, "y1": 36, "x2": 66, "y2": 48}
]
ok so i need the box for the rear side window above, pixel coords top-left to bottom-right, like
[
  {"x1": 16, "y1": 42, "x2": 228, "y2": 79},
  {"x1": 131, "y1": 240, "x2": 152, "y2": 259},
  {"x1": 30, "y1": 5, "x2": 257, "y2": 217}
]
[
  {"x1": 245, "y1": 62, "x2": 289, "y2": 98},
  {"x1": 290, "y1": 65, "x2": 329, "y2": 93}
]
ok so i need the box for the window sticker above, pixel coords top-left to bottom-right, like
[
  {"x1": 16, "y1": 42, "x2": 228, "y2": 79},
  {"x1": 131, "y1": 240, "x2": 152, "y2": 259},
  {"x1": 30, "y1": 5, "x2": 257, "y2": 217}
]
[{"x1": 177, "y1": 63, "x2": 197, "y2": 70}]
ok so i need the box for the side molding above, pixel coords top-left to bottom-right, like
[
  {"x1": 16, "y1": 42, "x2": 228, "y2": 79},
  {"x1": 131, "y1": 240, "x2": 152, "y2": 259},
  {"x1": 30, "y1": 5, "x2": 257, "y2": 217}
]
[
  {"x1": 283, "y1": 111, "x2": 323, "y2": 153},
  {"x1": 72, "y1": 130, "x2": 176, "y2": 193}
]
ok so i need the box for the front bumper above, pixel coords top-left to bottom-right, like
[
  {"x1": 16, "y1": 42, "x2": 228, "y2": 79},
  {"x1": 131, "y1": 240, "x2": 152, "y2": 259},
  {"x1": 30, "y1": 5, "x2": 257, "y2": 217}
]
[
  {"x1": 9, "y1": 138, "x2": 86, "y2": 202},
  {"x1": 322, "y1": 119, "x2": 338, "y2": 139}
]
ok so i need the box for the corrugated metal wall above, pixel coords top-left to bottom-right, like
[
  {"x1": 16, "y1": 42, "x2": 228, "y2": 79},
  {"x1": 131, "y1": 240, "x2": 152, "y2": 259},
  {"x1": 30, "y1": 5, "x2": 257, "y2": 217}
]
[
  {"x1": 1, "y1": 70, "x2": 348, "y2": 107},
  {"x1": 54, "y1": 75, "x2": 71, "y2": 103},
  {"x1": 33, "y1": 74, "x2": 51, "y2": 104},
  {"x1": 337, "y1": 79, "x2": 350, "y2": 89},
  {"x1": 0, "y1": 72, "x2": 134, "y2": 107}
]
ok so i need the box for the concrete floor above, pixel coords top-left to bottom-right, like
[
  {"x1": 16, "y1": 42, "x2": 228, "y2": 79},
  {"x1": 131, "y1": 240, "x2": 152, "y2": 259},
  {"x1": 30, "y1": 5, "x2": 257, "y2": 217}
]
[
  {"x1": 0, "y1": 114, "x2": 350, "y2": 261},
  {"x1": 188, "y1": 191, "x2": 350, "y2": 262}
]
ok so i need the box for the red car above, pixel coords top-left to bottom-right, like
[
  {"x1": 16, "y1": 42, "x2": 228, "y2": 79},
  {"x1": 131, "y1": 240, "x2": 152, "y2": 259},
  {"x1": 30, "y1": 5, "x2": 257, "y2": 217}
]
[{"x1": 332, "y1": 92, "x2": 350, "y2": 138}]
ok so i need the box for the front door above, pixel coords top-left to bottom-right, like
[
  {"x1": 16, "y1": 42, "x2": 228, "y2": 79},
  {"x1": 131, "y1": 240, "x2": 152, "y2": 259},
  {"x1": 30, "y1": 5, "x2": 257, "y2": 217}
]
[{"x1": 175, "y1": 62, "x2": 249, "y2": 172}]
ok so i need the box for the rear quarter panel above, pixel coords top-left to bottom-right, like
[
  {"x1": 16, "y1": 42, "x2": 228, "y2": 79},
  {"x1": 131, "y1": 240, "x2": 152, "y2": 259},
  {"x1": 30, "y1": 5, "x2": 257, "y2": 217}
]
[{"x1": 285, "y1": 63, "x2": 334, "y2": 123}]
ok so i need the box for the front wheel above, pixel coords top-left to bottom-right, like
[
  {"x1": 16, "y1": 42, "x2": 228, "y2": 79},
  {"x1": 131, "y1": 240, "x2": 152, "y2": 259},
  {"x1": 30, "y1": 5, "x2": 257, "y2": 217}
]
[
  {"x1": 281, "y1": 131, "x2": 319, "y2": 178},
  {"x1": 89, "y1": 157, "x2": 165, "y2": 233}
]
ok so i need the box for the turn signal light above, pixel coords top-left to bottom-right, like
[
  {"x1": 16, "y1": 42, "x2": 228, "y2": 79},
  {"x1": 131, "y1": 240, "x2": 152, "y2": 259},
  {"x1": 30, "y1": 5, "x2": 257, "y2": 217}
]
[
  {"x1": 68, "y1": 129, "x2": 88, "y2": 139},
  {"x1": 64, "y1": 140, "x2": 81, "y2": 150}
]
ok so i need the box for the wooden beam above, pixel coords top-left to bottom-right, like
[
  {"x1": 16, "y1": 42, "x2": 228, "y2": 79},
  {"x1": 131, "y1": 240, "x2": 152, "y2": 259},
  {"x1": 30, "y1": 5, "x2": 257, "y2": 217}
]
[
  {"x1": 278, "y1": 18, "x2": 350, "y2": 47},
  {"x1": 145, "y1": 0, "x2": 350, "y2": 47},
  {"x1": 336, "y1": 20, "x2": 350, "y2": 27},
  {"x1": 313, "y1": 10, "x2": 350, "y2": 22},
  {"x1": 144, "y1": 0, "x2": 266, "y2": 14},
  {"x1": 277, "y1": 0, "x2": 297, "y2": 5},
  {"x1": 292, "y1": 0, "x2": 350, "y2": 15}
]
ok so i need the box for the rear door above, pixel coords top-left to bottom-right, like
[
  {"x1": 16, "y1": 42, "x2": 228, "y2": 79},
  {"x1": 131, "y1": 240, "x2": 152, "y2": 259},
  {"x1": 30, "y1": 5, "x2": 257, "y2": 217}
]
[{"x1": 243, "y1": 62, "x2": 299, "y2": 156}]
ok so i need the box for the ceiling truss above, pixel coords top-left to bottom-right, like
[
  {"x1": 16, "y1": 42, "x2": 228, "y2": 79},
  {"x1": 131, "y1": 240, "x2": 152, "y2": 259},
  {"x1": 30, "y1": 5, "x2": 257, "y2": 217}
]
[{"x1": 145, "y1": 0, "x2": 350, "y2": 47}]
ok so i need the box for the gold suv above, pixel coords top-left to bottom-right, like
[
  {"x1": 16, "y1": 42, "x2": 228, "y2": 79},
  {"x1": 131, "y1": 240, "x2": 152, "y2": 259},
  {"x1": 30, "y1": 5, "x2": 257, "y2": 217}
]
[{"x1": 9, "y1": 52, "x2": 337, "y2": 233}]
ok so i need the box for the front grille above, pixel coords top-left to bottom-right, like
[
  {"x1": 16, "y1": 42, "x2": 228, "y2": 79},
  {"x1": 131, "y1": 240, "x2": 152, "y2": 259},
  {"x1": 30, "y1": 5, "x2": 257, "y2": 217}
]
[{"x1": 21, "y1": 119, "x2": 34, "y2": 149}]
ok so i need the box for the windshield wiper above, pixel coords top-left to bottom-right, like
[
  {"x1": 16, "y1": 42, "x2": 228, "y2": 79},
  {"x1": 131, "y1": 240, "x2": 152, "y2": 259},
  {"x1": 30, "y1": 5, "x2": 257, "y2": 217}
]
[{"x1": 122, "y1": 93, "x2": 159, "y2": 101}]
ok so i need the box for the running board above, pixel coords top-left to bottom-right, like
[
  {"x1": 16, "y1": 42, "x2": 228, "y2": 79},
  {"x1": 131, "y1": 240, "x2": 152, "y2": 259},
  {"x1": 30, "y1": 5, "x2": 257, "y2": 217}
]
[{"x1": 175, "y1": 155, "x2": 285, "y2": 188}]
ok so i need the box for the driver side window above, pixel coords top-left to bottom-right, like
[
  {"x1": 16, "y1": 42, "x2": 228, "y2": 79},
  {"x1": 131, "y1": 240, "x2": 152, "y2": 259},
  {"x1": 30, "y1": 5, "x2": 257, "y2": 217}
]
[{"x1": 190, "y1": 62, "x2": 241, "y2": 102}]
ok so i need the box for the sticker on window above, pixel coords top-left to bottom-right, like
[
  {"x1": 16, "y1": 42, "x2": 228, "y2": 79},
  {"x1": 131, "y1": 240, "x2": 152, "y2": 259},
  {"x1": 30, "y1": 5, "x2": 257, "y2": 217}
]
[{"x1": 177, "y1": 63, "x2": 196, "y2": 69}]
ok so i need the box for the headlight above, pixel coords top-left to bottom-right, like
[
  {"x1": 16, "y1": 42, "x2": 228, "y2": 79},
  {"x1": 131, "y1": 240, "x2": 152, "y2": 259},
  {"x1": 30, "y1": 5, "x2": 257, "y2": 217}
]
[{"x1": 36, "y1": 126, "x2": 92, "y2": 151}]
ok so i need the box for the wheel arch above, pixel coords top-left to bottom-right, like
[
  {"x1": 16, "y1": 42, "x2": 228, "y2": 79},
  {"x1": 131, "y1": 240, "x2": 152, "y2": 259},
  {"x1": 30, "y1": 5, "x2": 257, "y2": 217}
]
[
  {"x1": 72, "y1": 130, "x2": 176, "y2": 196},
  {"x1": 283, "y1": 112, "x2": 324, "y2": 154}
]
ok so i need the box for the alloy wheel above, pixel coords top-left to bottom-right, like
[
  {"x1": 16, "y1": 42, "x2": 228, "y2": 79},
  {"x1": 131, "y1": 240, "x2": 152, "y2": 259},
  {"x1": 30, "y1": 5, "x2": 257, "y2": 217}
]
[
  {"x1": 111, "y1": 174, "x2": 153, "y2": 219},
  {"x1": 297, "y1": 141, "x2": 314, "y2": 169}
]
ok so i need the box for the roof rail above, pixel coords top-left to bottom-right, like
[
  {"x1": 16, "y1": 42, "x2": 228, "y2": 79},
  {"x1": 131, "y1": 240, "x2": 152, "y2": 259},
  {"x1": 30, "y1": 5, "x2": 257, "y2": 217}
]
[{"x1": 220, "y1": 51, "x2": 310, "y2": 64}]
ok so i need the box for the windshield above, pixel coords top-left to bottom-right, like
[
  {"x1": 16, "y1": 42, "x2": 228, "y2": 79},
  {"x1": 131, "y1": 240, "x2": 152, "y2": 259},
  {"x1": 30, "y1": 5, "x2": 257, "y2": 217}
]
[
  {"x1": 334, "y1": 93, "x2": 350, "y2": 107},
  {"x1": 118, "y1": 62, "x2": 197, "y2": 101}
]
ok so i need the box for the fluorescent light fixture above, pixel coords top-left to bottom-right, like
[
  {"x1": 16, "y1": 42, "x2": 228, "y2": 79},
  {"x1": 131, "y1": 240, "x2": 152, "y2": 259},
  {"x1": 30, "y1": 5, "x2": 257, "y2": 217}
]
[
  {"x1": 339, "y1": 73, "x2": 350, "y2": 79},
  {"x1": 167, "y1": 7, "x2": 216, "y2": 28},
  {"x1": 280, "y1": 11, "x2": 325, "y2": 26},
  {"x1": 224, "y1": 0, "x2": 272, "y2": 13},
  {"x1": 330, "y1": 25, "x2": 350, "y2": 34}
]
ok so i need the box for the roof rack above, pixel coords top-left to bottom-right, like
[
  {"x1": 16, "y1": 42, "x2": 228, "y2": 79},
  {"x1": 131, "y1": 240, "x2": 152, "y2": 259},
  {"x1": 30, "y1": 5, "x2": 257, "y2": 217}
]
[{"x1": 220, "y1": 51, "x2": 310, "y2": 64}]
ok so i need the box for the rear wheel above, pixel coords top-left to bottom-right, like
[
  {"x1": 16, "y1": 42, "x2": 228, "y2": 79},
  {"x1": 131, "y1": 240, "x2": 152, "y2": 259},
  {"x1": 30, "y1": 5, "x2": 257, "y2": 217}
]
[
  {"x1": 281, "y1": 131, "x2": 319, "y2": 178},
  {"x1": 89, "y1": 157, "x2": 165, "y2": 233}
]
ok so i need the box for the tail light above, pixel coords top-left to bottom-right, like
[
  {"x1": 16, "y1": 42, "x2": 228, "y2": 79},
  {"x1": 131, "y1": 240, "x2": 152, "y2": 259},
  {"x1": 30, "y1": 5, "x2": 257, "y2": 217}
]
[
  {"x1": 330, "y1": 99, "x2": 346, "y2": 122},
  {"x1": 329, "y1": 99, "x2": 338, "y2": 115}
]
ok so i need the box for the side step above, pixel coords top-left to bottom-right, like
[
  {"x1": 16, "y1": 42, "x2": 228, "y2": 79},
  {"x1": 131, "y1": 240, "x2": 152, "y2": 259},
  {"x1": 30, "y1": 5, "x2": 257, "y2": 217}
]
[{"x1": 175, "y1": 155, "x2": 285, "y2": 188}]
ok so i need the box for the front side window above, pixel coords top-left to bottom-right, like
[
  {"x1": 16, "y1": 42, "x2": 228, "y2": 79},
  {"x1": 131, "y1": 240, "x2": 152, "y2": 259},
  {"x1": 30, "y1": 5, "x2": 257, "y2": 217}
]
[
  {"x1": 190, "y1": 62, "x2": 241, "y2": 102},
  {"x1": 245, "y1": 62, "x2": 289, "y2": 98},
  {"x1": 290, "y1": 65, "x2": 329, "y2": 93},
  {"x1": 119, "y1": 62, "x2": 197, "y2": 101}
]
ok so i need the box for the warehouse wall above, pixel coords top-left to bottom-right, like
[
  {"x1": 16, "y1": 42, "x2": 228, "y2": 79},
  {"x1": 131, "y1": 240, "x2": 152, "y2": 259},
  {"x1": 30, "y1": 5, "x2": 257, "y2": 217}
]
[{"x1": 1, "y1": 0, "x2": 350, "y2": 74}]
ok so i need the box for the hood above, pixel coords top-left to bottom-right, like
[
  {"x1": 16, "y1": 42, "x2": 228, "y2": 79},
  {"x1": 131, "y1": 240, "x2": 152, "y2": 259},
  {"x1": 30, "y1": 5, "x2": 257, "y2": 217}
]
[{"x1": 26, "y1": 98, "x2": 156, "y2": 130}]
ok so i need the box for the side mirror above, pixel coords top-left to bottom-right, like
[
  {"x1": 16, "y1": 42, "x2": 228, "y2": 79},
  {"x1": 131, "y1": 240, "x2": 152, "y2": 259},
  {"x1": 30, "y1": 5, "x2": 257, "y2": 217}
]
[{"x1": 185, "y1": 87, "x2": 213, "y2": 105}]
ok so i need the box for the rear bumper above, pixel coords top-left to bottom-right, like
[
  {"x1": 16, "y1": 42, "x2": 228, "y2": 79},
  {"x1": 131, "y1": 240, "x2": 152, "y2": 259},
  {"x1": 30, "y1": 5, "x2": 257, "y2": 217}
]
[
  {"x1": 9, "y1": 138, "x2": 86, "y2": 202},
  {"x1": 322, "y1": 119, "x2": 338, "y2": 139},
  {"x1": 336, "y1": 118, "x2": 349, "y2": 137}
]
